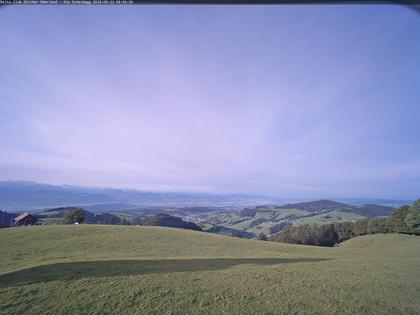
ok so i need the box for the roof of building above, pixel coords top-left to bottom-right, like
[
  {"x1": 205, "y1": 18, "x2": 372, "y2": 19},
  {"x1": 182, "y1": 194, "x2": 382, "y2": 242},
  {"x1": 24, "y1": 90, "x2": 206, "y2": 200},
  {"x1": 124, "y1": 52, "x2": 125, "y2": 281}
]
[{"x1": 14, "y1": 212, "x2": 32, "y2": 222}]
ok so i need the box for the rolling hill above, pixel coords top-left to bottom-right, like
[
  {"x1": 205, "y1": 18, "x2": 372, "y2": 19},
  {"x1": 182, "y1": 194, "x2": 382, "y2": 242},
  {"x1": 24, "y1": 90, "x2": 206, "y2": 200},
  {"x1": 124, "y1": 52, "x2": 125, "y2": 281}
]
[
  {"x1": 0, "y1": 225, "x2": 419, "y2": 314},
  {"x1": 276, "y1": 200, "x2": 395, "y2": 217},
  {"x1": 276, "y1": 199, "x2": 349, "y2": 212},
  {"x1": 143, "y1": 213, "x2": 202, "y2": 231},
  {"x1": 198, "y1": 200, "x2": 396, "y2": 237}
]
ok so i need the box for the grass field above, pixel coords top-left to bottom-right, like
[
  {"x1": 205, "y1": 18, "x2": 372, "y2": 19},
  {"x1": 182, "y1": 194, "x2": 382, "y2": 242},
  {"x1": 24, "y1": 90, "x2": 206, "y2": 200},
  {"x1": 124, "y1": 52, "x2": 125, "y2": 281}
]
[
  {"x1": 293, "y1": 210, "x2": 365, "y2": 226},
  {"x1": 42, "y1": 217, "x2": 65, "y2": 225},
  {"x1": 225, "y1": 208, "x2": 363, "y2": 235},
  {"x1": 1, "y1": 225, "x2": 419, "y2": 314}
]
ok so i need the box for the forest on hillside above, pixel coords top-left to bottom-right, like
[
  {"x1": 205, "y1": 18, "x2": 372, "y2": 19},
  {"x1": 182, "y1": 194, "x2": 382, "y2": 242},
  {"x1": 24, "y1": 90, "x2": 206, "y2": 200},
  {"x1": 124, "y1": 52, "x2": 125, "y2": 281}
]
[{"x1": 270, "y1": 200, "x2": 420, "y2": 246}]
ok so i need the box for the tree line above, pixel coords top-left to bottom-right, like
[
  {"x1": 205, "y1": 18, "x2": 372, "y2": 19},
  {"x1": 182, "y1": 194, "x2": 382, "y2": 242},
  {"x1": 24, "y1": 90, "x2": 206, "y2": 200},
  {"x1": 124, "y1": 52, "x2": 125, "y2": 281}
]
[
  {"x1": 270, "y1": 199, "x2": 420, "y2": 247},
  {"x1": 63, "y1": 208, "x2": 131, "y2": 225}
]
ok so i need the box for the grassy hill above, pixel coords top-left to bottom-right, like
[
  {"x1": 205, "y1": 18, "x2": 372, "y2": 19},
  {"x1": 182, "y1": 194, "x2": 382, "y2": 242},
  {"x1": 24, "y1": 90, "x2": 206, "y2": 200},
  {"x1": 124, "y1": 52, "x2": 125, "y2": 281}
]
[
  {"x1": 207, "y1": 205, "x2": 365, "y2": 236},
  {"x1": 143, "y1": 213, "x2": 202, "y2": 231},
  {"x1": 0, "y1": 226, "x2": 419, "y2": 314}
]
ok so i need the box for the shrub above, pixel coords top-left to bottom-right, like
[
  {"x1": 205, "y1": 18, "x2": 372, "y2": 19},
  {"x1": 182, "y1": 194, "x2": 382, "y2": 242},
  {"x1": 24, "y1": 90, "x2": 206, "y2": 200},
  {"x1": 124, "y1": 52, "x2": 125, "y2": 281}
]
[
  {"x1": 405, "y1": 200, "x2": 420, "y2": 235},
  {"x1": 367, "y1": 217, "x2": 390, "y2": 234},
  {"x1": 257, "y1": 232, "x2": 268, "y2": 241},
  {"x1": 353, "y1": 219, "x2": 369, "y2": 236},
  {"x1": 121, "y1": 219, "x2": 131, "y2": 225},
  {"x1": 387, "y1": 205, "x2": 410, "y2": 233},
  {"x1": 332, "y1": 221, "x2": 355, "y2": 242}
]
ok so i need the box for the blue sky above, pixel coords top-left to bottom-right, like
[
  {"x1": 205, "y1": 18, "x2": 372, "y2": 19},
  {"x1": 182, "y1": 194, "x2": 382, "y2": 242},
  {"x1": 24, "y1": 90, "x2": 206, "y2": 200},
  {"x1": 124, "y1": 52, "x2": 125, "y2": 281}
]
[{"x1": 0, "y1": 5, "x2": 419, "y2": 199}]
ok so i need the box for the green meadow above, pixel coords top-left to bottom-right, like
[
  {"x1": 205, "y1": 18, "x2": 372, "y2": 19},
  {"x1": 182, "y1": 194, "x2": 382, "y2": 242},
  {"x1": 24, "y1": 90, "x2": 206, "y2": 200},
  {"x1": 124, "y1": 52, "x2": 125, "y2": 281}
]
[{"x1": 1, "y1": 225, "x2": 419, "y2": 314}]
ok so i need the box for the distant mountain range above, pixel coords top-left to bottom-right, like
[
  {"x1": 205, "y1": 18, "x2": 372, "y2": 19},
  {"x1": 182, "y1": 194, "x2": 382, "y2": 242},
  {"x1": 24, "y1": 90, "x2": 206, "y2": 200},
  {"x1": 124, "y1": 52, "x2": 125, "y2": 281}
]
[
  {"x1": 0, "y1": 180, "x2": 413, "y2": 211},
  {"x1": 0, "y1": 181, "x2": 286, "y2": 211}
]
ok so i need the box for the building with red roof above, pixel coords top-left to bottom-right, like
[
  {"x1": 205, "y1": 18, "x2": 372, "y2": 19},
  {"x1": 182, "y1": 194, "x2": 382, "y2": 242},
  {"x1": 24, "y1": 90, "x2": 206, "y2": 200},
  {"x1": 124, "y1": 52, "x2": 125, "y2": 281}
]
[{"x1": 14, "y1": 212, "x2": 38, "y2": 226}]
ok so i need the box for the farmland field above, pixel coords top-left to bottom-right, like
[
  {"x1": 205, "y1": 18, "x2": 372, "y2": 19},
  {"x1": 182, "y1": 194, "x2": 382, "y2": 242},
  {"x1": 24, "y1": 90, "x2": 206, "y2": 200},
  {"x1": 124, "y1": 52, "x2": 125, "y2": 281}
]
[
  {"x1": 292, "y1": 210, "x2": 366, "y2": 226},
  {"x1": 0, "y1": 225, "x2": 419, "y2": 314}
]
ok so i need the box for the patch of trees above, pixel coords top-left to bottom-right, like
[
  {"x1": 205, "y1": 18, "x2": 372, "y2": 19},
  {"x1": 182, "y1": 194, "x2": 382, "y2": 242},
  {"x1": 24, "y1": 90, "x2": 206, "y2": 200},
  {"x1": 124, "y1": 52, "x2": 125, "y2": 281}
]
[
  {"x1": 342, "y1": 204, "x2": 395, "y2": 218},
  {"x1": 271, "y1": 224, "x2": 339, "y2": 247},
  {"x1": 64, "y1": 208, "x2": 86, "y2": 224},
  {"x1": 271, "y1": 199, "x2": 420, "y2": 247},
  {"x1": 388, "y1": 201, "x2": 420, "y2": 235},
  {"x1": 121, "y1": 218, "x2": 131, "y2": 225},
  {"x1": 257, "y1": 232, "x2": 268, "y2": 241},
  {"x1": 249, "y1": 218, "x2": 271, "y2": 227},
  {"x1": 57, "y1": 207, "x2": 130, "y2": 225},
  {"x1": 269, "y1": 222, "x2": 292, "y2": 234},
  {"x1": 239, "y1": 208, "x2": 257, "y2": 217}
]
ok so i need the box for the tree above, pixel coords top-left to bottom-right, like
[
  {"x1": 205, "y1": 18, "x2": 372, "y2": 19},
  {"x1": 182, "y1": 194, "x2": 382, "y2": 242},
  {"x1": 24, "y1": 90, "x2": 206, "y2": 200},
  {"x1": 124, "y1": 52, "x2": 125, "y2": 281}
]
[
  {"x1": 64, "y1": 208, "x2": 86, "y2": 224},
  {"x1": 333, "y1": 221, "x2": 355, "y2": 242},
  {"x1": 387, "y1": 205, "x2": 410, "y2": 233},
  {"x1": 353, "y1": 219, "x2": 369, "y2": 236},
  {"x1": 257, "y1": 232, "x2": 268, "y2": 241},
  {"x1": 271, "y1": 224, "x2": 339, "y2": 247},
  {"x1": 313, "y1": 224, "x2": 339, "y2": 247},
  {"x1": 405, "y1": 199, "x2": 420, "y2": 235},
  {"x1": 121, "y1": 218, "x2": 131, "y2": 225},
  {"x1": 367, "y1": 217, "x2": 389, "y2": 234}
]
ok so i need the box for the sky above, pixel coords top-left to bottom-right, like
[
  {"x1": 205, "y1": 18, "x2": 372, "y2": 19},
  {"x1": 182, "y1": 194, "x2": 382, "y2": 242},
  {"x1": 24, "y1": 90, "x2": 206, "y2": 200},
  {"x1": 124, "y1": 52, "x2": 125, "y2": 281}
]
[{"x1": 0, "y1": 5, "x2": 419, "y2": 199}]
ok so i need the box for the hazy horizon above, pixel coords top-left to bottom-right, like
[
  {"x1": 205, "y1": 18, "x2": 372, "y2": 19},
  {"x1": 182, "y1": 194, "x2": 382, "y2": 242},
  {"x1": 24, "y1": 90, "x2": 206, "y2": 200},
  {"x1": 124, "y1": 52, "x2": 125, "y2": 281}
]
[
  {"x1": 0, "y1": 180, "x2": 415, "y2": 204},
  {"x1": 1, "y1": 5, "x2": 420, "y2": 199}
]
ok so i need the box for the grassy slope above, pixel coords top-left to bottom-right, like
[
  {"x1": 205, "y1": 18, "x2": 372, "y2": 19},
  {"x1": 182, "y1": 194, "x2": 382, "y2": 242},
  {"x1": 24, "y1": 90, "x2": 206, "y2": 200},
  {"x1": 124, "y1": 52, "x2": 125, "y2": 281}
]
[
  {"x1": 42, "y1": 217, "x2": 65, "y2": 225},
  {"x1": 293, "y1": 210, "x2": 365, "y2": 226},
  {"x1": 228, "y1": 208, "x2": 363, "y2": 235},
  {"x1": 230, "y1": 209, "x2": 311, "y2": 233},
  {"x1": 0, "y1": 226, "x2": 419, "y2": 315}
]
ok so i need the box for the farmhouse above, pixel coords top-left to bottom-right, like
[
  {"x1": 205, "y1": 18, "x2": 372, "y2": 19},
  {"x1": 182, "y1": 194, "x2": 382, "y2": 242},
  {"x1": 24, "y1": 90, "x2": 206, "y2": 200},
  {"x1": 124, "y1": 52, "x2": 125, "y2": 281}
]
[
  {"x1": 0, "y1": 210, "x2": 15, "y2": 228},
  {"x1": 14, "y1": 212, "x2": 38, "y2": 226}
]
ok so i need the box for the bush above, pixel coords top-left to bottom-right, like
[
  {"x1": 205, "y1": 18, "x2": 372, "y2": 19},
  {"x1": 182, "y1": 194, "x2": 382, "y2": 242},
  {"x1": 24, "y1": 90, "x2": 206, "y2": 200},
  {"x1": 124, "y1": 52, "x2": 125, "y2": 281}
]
[
  {"x1": 387, "y1": 205, "x2": 410, "y2": 233},
  {"x1": 332, "y1": 221, "x2": 355, "y2": 242},
  {"x1": 271, "y1": 224, "x2": 338, "y2": 247},
  {"x1": 121, "y1": 219, "x2": 131, "y2": 225},
  {"x1": 257, "y1": 232, "x2": 268, "y2": 241},
  {"x1": 353, "y1": 219, "x2": 369, "y2": 236},
  {"x1": 405, "y1": 200, "x2": 420, "y2": 235},
  {"x1": 367, "y1": 217, "x2": 389, "y2": 234}
]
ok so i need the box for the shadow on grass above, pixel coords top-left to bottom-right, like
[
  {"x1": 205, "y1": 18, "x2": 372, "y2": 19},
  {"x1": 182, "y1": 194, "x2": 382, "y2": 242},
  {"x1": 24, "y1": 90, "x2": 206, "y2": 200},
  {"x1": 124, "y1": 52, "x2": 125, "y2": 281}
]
[{"x1": 0, "y1": 257, "x2": 330, "y2": 287}]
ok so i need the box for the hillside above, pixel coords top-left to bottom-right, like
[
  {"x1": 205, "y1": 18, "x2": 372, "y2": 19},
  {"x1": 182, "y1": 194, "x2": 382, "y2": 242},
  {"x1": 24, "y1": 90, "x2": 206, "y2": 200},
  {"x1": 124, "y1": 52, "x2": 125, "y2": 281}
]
[
  {"x1": 342, "y1": 204, "x2": 395, "y2": 217},
  {"x1": 197, "y1": 200, "x2": 391, "y2": 237},
  {"x1": 143, "y1": 213, "x2": 202, "y2": 231},
  {"x1": 1, "y1": 226, "x2": 419, "y2": 314},
  {"x1": 276, "y1": 200, "x2": 395, "y2": 217},
  {"x1": 276, "y1": 199, "x2": 349, "y2": 212}
]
